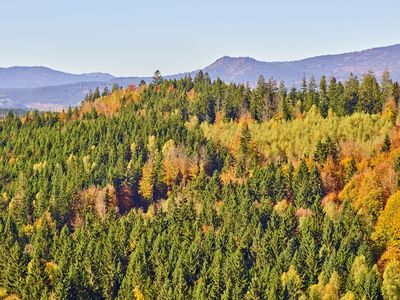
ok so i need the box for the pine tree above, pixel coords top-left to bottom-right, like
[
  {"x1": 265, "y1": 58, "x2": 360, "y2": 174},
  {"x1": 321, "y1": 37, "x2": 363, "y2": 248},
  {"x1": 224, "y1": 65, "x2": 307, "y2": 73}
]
[
  {"x1": 319, "y1": 76, "x2": 329, "y2": 117},
  {"x1": 309, "y1": 165, "x2": 324, "y2": 205},
  {"x1": 3, "y1": 243, "x2": 26, "y2": 296},
  {"x1": 381, "y1": 70, "x2": 393, "y2": 103},
  {"x1": 358, "y1": 71, "x2": 382, "y2": 114},
  {"x1": 24, "y1": 255, "x2": 48, "y2": 299},
  {"x1": 112, "y1": 83, "x2": 120, "y2": 93},
  {"x1": 240, "y1": 123, "x2": 251, "y2": 156},
  {"x1": 102, "y1": 86, "x2": 109, "y2": 97},
  {"x1": 293, "y1": 161, "x2": 311, "y2": 207},
  {"x1": 381, "y1": 134, "x2": 391, "y2": 153},
  {"x1": 93, "y1": 87, "x2": 100, "y2": 100},
  {"x1": 343, "y1": 73, "x2": 359, "y2": 115},
  {"x1": 250, "y1": 75, "x2": 267, "y2": 122},
  {"x1": 314, "y1": 136, "x2": 338, "y2": 164},
  {"x1": 344, "y1": 157, "x2": 357, "y2": 183},
  {"x1": 209, "y1": 249, "x2": 224, "y2": 299}
]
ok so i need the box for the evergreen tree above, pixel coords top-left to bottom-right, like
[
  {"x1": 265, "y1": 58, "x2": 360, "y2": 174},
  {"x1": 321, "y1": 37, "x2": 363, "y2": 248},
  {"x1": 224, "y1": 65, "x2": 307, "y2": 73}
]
[
  {"x1": 381, "y1": 134, "x2": 391, "y2": 153},
  {"x1": 319, "y1": 76, "x2": 329, "y2": 117},
  {"x1": 358, "y1": 71, "x2": 382, "y2": 114}
]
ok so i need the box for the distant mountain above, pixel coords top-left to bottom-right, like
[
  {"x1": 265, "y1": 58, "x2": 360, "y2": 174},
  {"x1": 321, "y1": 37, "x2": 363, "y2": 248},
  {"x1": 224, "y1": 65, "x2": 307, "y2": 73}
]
[
  {"x1": 0, "y1": 78, "x2": 149, "y2": 110},
  {"x1": 1, "y1": 44, "x2": 400, "y2": 110},
  {"x1": 0, "y1": 66, "x2": 114, "y2": 89},
  {"x1": 203, "y1": 44, "x2": 400, "y2": 85}
]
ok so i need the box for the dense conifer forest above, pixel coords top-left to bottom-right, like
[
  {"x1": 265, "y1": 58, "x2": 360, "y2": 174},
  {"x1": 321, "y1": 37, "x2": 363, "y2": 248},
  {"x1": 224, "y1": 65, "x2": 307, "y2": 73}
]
[{"x1": 1, "y1": 70, "x2": 400, "y2": 299}]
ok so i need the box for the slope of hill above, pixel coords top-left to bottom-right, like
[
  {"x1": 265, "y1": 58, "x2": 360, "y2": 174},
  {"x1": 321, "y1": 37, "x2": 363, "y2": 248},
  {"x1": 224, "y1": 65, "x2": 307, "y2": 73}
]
[
  {"x1": 1, "y1": 76, "x2": 400, "y2": 299},
  {"x1": 1, "y1": 44, "x2": 400, "y2": 109}
]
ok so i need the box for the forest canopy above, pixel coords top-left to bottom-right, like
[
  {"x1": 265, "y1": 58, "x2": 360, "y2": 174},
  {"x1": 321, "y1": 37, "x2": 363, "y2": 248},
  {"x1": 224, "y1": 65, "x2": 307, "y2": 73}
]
[{"x1": 1, "y1": 70, "x2": 400, "y2": 299}]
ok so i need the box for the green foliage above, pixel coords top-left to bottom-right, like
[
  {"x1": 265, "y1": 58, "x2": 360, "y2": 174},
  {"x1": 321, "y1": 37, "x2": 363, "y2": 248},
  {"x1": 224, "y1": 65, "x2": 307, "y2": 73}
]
[
  {"x1": 314, "y1": 136, "x2": 338, "y2": 164},
  {"x1": 381, "y1": 134, "x2": 391, "y2": 153},
  {"x1": 0, "y1": 71, "x2": 397, "y2": 299}
]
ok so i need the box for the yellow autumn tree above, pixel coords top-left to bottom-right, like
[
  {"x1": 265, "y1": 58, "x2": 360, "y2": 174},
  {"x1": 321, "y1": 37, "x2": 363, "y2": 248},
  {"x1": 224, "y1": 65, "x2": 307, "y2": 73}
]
[
  {"x1": 322, "y1": 271, "x2": 341, "y2": 300},
  {"x1": 373, "y1": 191, "x2": 400, "y2": 247},
  {"x1": 139, "y1": 159, "x2": 155, "y2": 202},
  {"x1": 162, "y1": 140, "x2": 182, "y2": 187},
  {"x1": 382, "y1": 259, "x2": 400, "y2": 300},
  {"x1": 133, "y1": 286, "x2": 145, "y2": 300},
  {"x1": 281, "y1": 265, "x2": 304, "y2": 299},
  {"x1": 161, "y1": 139, "x2": 203, "y2": 188},
  {"x1": 308, "y1": 271, "x2": 341, "y2": 300},
  {"x1": 147, "y1": 135, "x2": 157, "y2": 157}
]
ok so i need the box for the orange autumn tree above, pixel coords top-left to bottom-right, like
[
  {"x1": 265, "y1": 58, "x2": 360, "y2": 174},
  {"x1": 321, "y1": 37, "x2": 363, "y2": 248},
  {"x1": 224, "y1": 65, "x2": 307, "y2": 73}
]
[{"x1": 320, "y1": 156, "x2": 342, "y2": 195}]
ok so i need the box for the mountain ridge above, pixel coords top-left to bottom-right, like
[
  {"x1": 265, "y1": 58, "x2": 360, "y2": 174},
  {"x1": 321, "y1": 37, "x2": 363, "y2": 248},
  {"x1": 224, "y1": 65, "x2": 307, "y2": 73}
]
[
  {"x1": 2, "y1": 43, "x2": 400, "y2": 109},
  {"x1": 0, "y1": 66, "x2": 114, "y2": 89}
]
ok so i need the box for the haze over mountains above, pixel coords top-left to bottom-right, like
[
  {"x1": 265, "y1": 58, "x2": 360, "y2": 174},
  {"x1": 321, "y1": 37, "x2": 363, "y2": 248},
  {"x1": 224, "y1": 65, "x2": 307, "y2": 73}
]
[{"x1": 1, "y1": 44, "x2": 400, "y2": 110}]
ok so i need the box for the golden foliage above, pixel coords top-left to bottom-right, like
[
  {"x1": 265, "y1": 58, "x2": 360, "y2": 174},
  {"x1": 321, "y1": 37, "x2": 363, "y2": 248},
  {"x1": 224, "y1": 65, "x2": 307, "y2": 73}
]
[
  {"x1": 20, "y1": 115, "x2": 28, "y2": 124},
  {"x1": 322, "y1": 271, "x2": 341, "y2": 300},
  {"x1": 201, "y1": 224, "x2": 210, "y2": 234},
  {"x1": 187, "y1": 88, "x2": 196, "y2": 101},
  {"x1": 350, "y1": 256, "x2": 369, "y2": 286},
  {"x1": 23, "y1": 224, "x2": 34, "y2": 236},
  {"x1": 33, "y1": 161, "x2": 47, "y2": 172},
  {"x1": 378, "y1": 245, "x2": 400, "y2": 272},
  {"x1": 220, "y1": 167, "x2": 238, "y2": 185},
  {"x1": 339, "y1": 292, "x2": 356, "y2": 300},
  {"x1": 162, "y1": 140, "x2": 182, "y2": 186},
  {"x1": 4, "y1": 295, "x2": 21, "y2": 300},
  {"x1": 382, "y1": 99, "x2": 397, "y2": 125},
  {"x1": 281, "y1": 265, "x2": 304, "y2": 297},
  {"x1": 126, "y1": 84, "x2": 136, "y2": 92},
  {"x1": 202, "y1": 109, "x2": 393, "y2": 163},
  {"x1": 45, "y1": 261, "x2": 59, "y2": 283},
  {"x1": 162, "y1": 140, "x2": 205, "y2": 188},
  {"x1": 58, "y1": 110, "x2": 67, "y2": 122},
  {"x1": 139, "y1": 160, "x2": 155, "y2": 201},
  {"x1": 382, "y1": 259, "x2": 400, "y2": 300},
  {"x1": 147, "y1": 135, "x2": 157, "y2": 157},
  {"x1": 339, "y1": 147, "x2": 398, "y2": 219},
  {"x1": 133, "y1": 286, "x2": 145, "y2": 300},
  {"x1": 0, "y1": 288, "x2": 7, "y2": 298},
  {"x1": 309, "y1": 271, "x2": 341, "y2": 300},
  {"x1": 274, "y1": 199, "x2": 289, "y2": 216},
  {"x1": 373, "y1": 191, "x2": 400, "y2": 247},
  {"x1": 185, "y1": 115, "x2": 199, "y2": 130},
  {"x1": 166, "y1": 83, "x2": 175, "y2": 95},
  {"x1": 78, "y1": 86, "x2": 145, "y2": 118}
]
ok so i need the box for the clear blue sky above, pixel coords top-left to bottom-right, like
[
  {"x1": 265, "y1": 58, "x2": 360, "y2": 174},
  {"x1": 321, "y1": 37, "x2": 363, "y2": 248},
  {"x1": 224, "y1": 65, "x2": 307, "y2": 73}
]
[{"x1": 1, "y1": 0, "x2": 399, "y2": 76}]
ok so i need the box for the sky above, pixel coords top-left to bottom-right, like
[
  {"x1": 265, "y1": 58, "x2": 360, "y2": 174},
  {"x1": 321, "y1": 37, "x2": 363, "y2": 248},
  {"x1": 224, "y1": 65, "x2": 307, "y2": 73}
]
[{"x1": 1, "y1": 0, "x2": 399, "y2": 77}]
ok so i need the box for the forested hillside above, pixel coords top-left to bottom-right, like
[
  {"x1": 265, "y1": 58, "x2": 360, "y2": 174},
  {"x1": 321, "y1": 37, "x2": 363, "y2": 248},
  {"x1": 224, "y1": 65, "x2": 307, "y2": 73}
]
[{"x1": 1, "y1": 70, "x2": 400, "y2": 299}]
